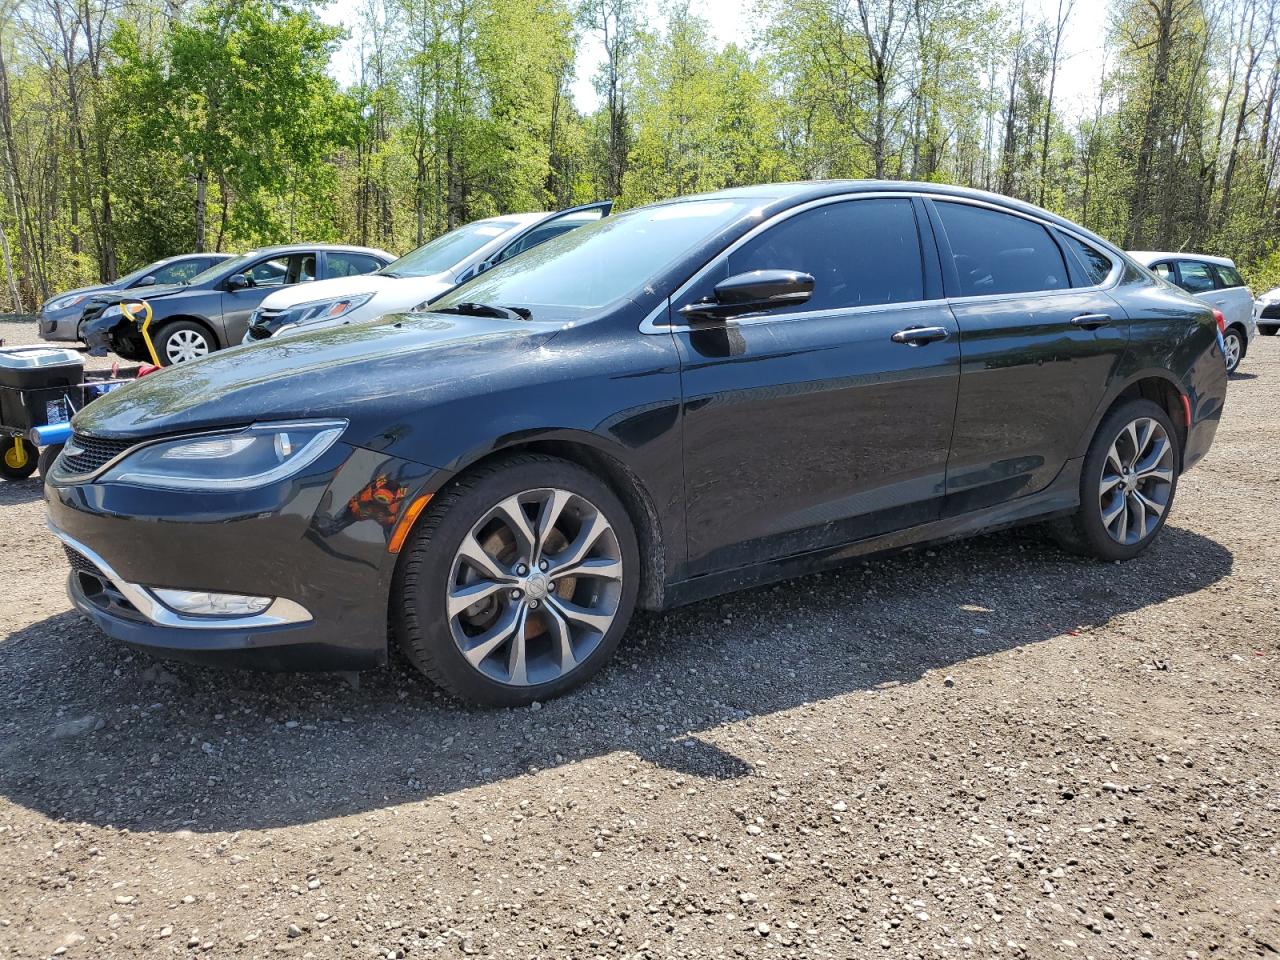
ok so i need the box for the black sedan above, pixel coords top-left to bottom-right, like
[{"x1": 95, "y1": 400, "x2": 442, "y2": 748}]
[
  {"x1": 38, "y1": 253, "x2": 235, "y2": 342},
  {"x1": 78, "y1": 244, "x2": 393, "y2": 365},
  {"x1": 46, "y1": 182, "x2": 1226, "y2": 706}
]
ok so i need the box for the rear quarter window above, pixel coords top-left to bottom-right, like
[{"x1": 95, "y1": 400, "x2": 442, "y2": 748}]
[{"x1": 1059, "y1": 234, "x2": 1114, "y2": 286}]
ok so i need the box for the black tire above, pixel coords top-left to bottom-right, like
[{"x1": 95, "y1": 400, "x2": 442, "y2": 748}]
[
  {"x1": 38, "y1": 443, "x2": 63, "y2": 478},
  {"x1": 1223, "y1": 326, "x2": 1246, "y2": 374},
  {"x1": 392, "y1": 454, "x2": 640, "y2": 706},
  {"x1": 0, "y1": 438, "x2": 39, "y2": 480},
  {"x1": 154, "y1": 320, "x2": 216, "y2": 366},
  {"x1": 1259, "y1": 324, "x2": 1278, "y2": 337},
  {"x1": 1049, "y1": 398, "x2": 1180, "y2": 561}
]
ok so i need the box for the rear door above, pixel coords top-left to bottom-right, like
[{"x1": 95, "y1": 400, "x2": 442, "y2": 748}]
[
  {"x1": 673, "y1": 195, "x2": 960, "y2": 575},
  {"x1": 1206, "y1": 262, "x2": 1254, "y2": 331},
  {"x1": 928, "y1": 198, "x2": 1130, "y2": 513}
]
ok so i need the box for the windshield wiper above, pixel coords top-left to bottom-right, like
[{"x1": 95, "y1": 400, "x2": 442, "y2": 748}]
[{"x1": 434, "y1": 301, "x2": 532, "y2": 321}]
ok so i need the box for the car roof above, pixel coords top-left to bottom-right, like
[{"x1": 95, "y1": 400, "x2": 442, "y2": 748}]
[
  {"x1": 1128, "y1": 250, "x2": 1237, "y2": 268},
  {"x1": 645, "y1": 180, "x2": 1124, "y2": 256},
  {"x1": 243, "y1": 243, "x2": 395, "y2": 258}
]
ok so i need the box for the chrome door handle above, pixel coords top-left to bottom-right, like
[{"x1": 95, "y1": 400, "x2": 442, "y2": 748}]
[
  {"x1": 1070, "y1": 313, "x2": 1112, "y2": 329},
  {"x1": 891, "y1": 325, "x2": 949, "y2": 345}
]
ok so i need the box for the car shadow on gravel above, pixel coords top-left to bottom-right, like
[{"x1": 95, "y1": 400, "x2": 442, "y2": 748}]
[{"x1": 0, "y1": 524, "x2": 1232, "y2": 834}]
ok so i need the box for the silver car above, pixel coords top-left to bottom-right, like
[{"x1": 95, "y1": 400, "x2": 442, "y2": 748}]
[{"x1": 1130, "y1": 251, "x2": 1256, "y2": 373}]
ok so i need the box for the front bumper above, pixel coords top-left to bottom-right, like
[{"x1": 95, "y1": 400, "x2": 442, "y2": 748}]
[
  {"x1": 46, "y1": 443, "x2": 446, "y2": 671},
  {"x1": 38, "y1": 312, "x2": 79, "y2": 342}
]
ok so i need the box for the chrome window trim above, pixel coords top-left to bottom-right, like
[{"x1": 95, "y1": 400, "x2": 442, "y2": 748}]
[
  {"x1": 49, "y1": 522, "x2": 312, "y2": 629},
  {"x1": 639, "y1": 191, "x2": 1124, "y2": 335}
]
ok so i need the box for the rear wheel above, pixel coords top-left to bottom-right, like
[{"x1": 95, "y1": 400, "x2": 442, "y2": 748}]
[
  {"x1": 392, "y1": 455, "x2": 639, "y2": 706},
  {"x1": 1223, "y1": 327, "x2": 1245, "y2": 373},
  {"x1": 155, "y1": 321, "x2": 214, "y2": 365},
  {"x1": 1049, "y1": 398, "x2": 1179, "y2": 561},
  {"x1": 0, "y1": 438, "x2": 38, "y2": 481}
]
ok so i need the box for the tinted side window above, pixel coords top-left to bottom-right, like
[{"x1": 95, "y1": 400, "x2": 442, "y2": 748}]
[
  {"x1": 327, "y1": 252, "x2": 383, "y2": 277},
  {"x1": 1151, "y1": 261, "x2": 1175, "y2": 282},
  {"x1": 728, "y1": 198, "x2": 925, "y2": 311},
  {"x1": 1213, "y1": 263, "x2": 1245, "y2": 288},
  {"x1": 497, "y1": 223, "x2": 579, "y2": 263},
  {"x1": 935, "y1": 202, "x2": 1069, "y2": 296},
  {"x1": 1059, "y1": 234, "x2": 1113, "y2": 285},
  {"x1": 1176, "y1": 261, "x2": 1216, "y2": 294}
]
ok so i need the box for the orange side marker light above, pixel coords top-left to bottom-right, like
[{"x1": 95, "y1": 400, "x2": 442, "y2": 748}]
[{"x1": 388, "y1": 493, "x2": 433, "y2": 554}]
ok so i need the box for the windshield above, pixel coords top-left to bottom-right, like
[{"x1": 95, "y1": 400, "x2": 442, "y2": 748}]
[
  {"x1": 116, "y1": 259, "x2": 172, "y2": 287},
  {"x1": 430, "y1": 199, "x2": 754, "y2": 314},
  {"x1": 185, "y1": 252, "x2": 257, "y2": 287},
  {"x1": 380, "y1": 219, "x2": 522, "y2": 277}
]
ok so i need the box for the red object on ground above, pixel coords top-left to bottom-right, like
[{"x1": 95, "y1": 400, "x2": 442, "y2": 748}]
[{"x1": 137, "y1": 364, "x2": 161, "y2": 378}]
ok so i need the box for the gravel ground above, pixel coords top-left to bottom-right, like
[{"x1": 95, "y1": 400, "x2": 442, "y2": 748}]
[{"x1": 0, "y1": 317, "x2": 1276, "y2": 959}]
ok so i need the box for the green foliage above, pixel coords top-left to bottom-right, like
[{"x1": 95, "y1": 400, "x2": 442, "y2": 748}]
[{"x1": 0, "y1": 0, "x2": 1277, "y2": 310}]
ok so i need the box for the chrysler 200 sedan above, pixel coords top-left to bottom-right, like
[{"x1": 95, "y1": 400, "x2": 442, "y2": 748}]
[{"x1": 45, "y1": 182, "x2": 1226, "y2": 706}]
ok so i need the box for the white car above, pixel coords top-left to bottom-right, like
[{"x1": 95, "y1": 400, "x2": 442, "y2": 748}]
[
  {"x1": 1256, "y1": 286, "x2": 1280, "y2": 337},
  {"x1": 243, "y1": 202, "x2": 611, "y2": 343},
  {"x1": 1129, "y1": 251, "x2": 1256, "y2": 373}
]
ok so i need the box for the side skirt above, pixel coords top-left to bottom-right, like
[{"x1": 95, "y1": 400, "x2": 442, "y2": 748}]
[{"x1": 661, "y1": 457, "x2": 1083, "y2": 609}]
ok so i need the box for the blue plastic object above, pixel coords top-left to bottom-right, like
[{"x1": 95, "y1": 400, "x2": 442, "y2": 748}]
[{"x1": 29, "y1": 422, "x2": 72, "y2": 446}]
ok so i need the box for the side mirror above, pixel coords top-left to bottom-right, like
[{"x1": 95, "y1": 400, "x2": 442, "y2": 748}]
[
  {"x1": 226, "y1": 273, "x2": 251, "y2": 291},
  {"x1": 135, "y1": 275, "x2": 156, "y2": 287},
  {"x1": 680, "y1": 269, "x2": 815, "y2": 321},
  {"x1": 455, "y1": 265, "x2": 477, "y2": 284}
]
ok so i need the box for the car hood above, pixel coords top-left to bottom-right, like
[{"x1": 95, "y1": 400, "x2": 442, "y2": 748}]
[
  {"x1": 259, "y1": 273, "x2": 452, "y2": 311},
  {"x1": 91, "y1": 283, "x2": 192, "y2": 305},
  {"x1": 1258, "y1": 287, "x2": 1280, "y2": 303},
  {"x1": 72, "y1": 312, "x2": 556, "y2": 447},
  {"x1": 45, "y1": 283, "x2": 114, "y2": 307}
]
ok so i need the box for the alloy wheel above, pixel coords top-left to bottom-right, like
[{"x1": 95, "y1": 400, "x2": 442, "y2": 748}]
[
  {"x1": 165, "y1": 328, "x2": 211, "y2": 363},
  {"x1": 1223, "y1": 331, "x2": 1242, "y2": 371},
  {"x1": 446, "y1": 487, "x2": 623, "y2": 687},
  {"x1": 1098, "y1": 417, "x2": 1175, "y2": 545}
]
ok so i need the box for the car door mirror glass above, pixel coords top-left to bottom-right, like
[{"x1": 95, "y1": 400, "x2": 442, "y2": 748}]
[{"x1": 681, "y1": 270, "x2": 815, "y2": 321}]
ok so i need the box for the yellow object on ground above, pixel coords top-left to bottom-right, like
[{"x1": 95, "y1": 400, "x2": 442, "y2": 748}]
[{"x1": 123, "y1": 300, "x2": 159, "y2": 366}]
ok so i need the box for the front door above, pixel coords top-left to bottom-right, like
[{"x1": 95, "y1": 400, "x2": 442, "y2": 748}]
[
  {"x1": 673, "y1": 196, "x2": 961, "y2": 576},
  {"x1": 928, "y1": 199, "x2": 1130, "y2": 513},
  {"x1": 220, "y1": 252, "x2": 315, "y2": 343}
]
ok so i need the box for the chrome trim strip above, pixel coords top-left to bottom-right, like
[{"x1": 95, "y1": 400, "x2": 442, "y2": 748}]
[
  {"x1": 48, "y1": 522, "x2": 312, "y2": 629},
  {"x1": 638, "y1": 189, "x2": 1123, "y2": 335}
]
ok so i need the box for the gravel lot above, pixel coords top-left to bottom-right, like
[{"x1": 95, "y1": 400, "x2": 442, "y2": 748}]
[{"x1": 0, "y1": 317, "x2": 1276, "y2": 959}]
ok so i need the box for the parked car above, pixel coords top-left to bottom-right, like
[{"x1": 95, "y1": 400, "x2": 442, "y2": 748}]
[
  {"x1": 46, "y1": 182, "x2": 1225, "y2": 706},
  {"x1": 1129, "y1": 251, "x2": 1255, "y2": 373},
  {"x1": 243, "y1": 202, "x2": 612, "y2": 342},
  {"x1": 1255, "y1": 286, "x2": 1280, "y2": 335},
  {"x1": 38, "y1": 253, "x2": 235, "y2": 343},
  {"x1": 78, "y1": 244, "x2": 394, "y2": 365}
]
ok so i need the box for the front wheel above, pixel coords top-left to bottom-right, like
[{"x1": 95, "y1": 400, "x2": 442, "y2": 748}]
[
  {"x1": 1222, "y1": 327, "x2": 1245, "y2": 374},
  {"x1": 1049, "y1": 398, "x2": 1180, "y2": 561},
  {"x1": 155, "y1": 321, "x2": 215, "y2": 365},
  {"x1": 392, "y1": 454, "x2": 640, "y2": 706}
]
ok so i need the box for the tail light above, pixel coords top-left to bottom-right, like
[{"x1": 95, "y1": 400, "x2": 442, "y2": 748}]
[{"x1": 1213, "y1": 308, "x2": 1226, "y2": 333}]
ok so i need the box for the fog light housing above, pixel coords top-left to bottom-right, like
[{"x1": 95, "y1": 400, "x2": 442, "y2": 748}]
[{"x1": 151, "y1": 588, "x2": 274, "y2": 617}]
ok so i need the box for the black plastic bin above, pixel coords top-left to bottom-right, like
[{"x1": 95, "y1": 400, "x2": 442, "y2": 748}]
[{"x1": 0, "y1": 346, "x2": 85, "y2": 433}]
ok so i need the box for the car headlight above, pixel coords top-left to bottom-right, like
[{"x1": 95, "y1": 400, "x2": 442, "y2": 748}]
[
  {"x1": 274, "y1": 293, "x2": 375, "y2": 327},
  {"x1": 98, "y1": 420, "x2": 347, "y2": 491},
  {"x1": 48, "y1": 294, "x2": 87, "y2": 311},
  {"x1": 99, "y1": 303, "x2": 123, "y2": 321}
]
